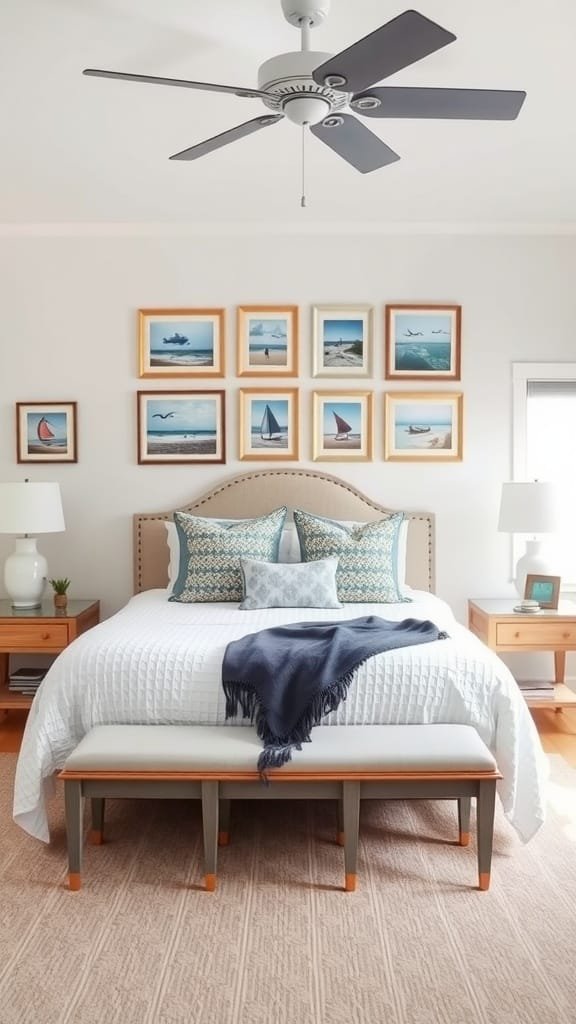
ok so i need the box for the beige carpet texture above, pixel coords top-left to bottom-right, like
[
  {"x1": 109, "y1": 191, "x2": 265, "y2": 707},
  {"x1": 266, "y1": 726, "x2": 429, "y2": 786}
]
[{"x1": 1, "y1": 754, "x2": 575, "y2": 1024}]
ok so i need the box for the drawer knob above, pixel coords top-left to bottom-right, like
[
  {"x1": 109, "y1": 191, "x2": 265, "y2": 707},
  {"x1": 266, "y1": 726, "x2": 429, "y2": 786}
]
[
  {"x1": 563, "y1": 632, "x2": 570, "y2": 639},
  {"x1": 41, "y1": 632, "x2": 50, "y2": 641},
  {"x1": 514, "y1": 631, "x2": 520, "y2": 638}
]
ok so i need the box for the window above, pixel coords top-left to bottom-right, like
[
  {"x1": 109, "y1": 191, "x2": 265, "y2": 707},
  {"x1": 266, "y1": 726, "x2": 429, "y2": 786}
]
[{"x1": 513, "y1": 364, "x2": 576, "y2": 588}]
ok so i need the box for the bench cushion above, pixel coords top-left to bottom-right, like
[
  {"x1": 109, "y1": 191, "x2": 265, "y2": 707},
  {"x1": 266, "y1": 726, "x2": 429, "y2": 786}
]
[{"x1": 63, "y1": 724, "x2": 497, "y2": 775}]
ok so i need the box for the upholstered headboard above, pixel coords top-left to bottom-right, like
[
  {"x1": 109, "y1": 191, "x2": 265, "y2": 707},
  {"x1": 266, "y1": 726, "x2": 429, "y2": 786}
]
[{"x1": 133, "y1": 469, "x2": 435, "y2": 594}]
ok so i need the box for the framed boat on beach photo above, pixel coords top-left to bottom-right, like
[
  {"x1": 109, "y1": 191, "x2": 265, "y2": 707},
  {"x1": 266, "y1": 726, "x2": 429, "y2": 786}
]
[
  {"x1": 239, "y1": 388, "x2": 299, "y2": 461},
  {"x1": 384, "y1": 392, "x2": 463, "y2": 461},
  {"x1": 138, "y1": 308, "x2": 225, "y2": 378},
  {"x1": 16, "y1": 402, "x2": 78, "y2": 463},
  {"x1": 137, "y1": 391, "x2": 225, "y2": 464},
  {"x1": 385, "y1": 304, "x2": 461, "y2": 380},
  {"x1": 237, "y1": 306, "x2": 298, "y2": 377},
  {"x1": 312, "y1": 391, "x2": 373, "y2": 461}
]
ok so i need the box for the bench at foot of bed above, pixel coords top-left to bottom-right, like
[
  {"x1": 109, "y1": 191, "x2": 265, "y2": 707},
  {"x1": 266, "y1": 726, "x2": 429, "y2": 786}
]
[{"x1": 58, "y1": 723, "x2": 501, "y2": 893}]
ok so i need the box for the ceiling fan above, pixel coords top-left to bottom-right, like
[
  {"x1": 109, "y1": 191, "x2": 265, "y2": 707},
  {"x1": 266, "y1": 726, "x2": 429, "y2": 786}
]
[{"x1": 83, "y1": 0, "x2": 526, "y2": 177}]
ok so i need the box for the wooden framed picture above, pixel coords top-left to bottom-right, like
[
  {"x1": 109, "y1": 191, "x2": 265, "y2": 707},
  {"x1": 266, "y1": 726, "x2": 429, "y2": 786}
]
[
  {"x1": 385, "y1": 304, "x2": 461, "y2": 380},
  {"x1": 312, "y1": 391, "x2": 373, "y2": 462},
  {"x1": 137, "y1": 390, "x2": 225, "y2": 464},
  {"x1": 524, "y1": 574, "x2": 561, "y2": 609},
  {"x1": 312, "y1": 304, "x2": 373, "y2": 378},
  {"x1": 237, "y1": 306, "x2": 298, "y2": 377},
  {"x1": 239, "y1": 388, "x2": 299, "y2": 461},
  {"x1": 138, "y1": 308, "x2": 225, "y2": 378},
  {"x1": 16, "y1": 402, "x2": 78, "y2": 463},
  {"x1": 384, "y1": 392, "x2": 463, "y2": 462}
]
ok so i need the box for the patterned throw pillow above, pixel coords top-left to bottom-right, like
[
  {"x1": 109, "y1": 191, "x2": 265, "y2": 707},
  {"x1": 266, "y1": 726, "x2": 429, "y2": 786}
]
[
  {"x1": 170, "y1": 506, "x2": 287, "y2": 603},
  {"x1": 239, "y1": 557, "x2": 342, "y2": 610},
  {"x1": 293, "y1": 509, "x2": 410, "y2": 604}
]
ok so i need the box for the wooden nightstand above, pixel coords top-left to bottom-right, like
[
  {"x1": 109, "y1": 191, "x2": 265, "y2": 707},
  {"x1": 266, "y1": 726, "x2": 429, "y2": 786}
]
[
  {"x1": 468, "y1": 598, "x2": 576, "y2": 709},
  {"x1": 0, "y1": 599, "x2": 100, "y2": 712}
]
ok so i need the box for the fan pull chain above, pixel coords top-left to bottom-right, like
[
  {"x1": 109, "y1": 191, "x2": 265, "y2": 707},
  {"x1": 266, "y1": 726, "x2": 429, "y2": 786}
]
[{"x1": 301, "y1": 125, "x2": 307, "y2": 208}]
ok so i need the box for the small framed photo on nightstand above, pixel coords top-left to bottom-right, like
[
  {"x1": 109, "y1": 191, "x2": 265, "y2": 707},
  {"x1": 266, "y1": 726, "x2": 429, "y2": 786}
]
[{"x1": 524, "y1": 574, "x2": 561, "y2": 609}]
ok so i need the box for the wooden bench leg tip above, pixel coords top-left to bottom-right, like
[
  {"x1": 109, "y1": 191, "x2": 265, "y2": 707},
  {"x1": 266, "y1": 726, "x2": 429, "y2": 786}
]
[
  {"x1": 88, "y1": 830, "x2": 104, "y2": 846},
  {"x1": 218, "y1": 831, "x2": 230, "y2": 847},
  {"x1": 345, "y1": 873, "x2": 357, "y2": 893},
  {"x1": 68, "y1": 873, "x2": 81, "y2": 892},
  {"x1": 337, "y1": 831, "x2": 345, "y2": 847},
  {"x1": 478, "y1": 873, "x2": 491, "y2": 891},
  {"x1": 205, "y1": 874, "x2": 217, "y2": 892},
  {"x1": 459, "y1": 831, "x2": 470, "y2": 847}
]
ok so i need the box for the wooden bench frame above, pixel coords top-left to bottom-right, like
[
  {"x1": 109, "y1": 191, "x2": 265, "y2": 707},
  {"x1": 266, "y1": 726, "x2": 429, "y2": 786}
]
[{"x1": 59, "y1": 767, "x2": 501, "y2": 893}]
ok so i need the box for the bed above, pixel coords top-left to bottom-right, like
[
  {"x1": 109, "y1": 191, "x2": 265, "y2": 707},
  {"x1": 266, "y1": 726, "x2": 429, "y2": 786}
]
[{"x1": 13, "y1": 469, "x2": 547, "y2": 844}]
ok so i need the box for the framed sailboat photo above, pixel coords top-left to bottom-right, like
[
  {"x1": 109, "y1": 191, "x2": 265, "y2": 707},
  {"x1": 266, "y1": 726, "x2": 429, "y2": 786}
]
[
  {"x1": 312, "y1": 391, "x2": 373, "y2": 462},
  {"x1": 239, "y1": 388, "x2": 299, "y2": 461},
  {"x1": 16, "y1": 402, "x2": 78, "y2": 463}
]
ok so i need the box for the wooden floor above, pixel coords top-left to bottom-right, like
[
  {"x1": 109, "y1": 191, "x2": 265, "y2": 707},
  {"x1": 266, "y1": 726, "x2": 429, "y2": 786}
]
[{"x1": 2, "y1": 707, "x2": 575, "y2": 762}]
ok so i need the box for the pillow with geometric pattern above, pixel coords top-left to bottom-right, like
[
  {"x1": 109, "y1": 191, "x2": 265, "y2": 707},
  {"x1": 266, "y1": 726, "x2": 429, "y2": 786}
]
[{"x1": 239, "y1": 557, "x2": 341, "y2": 610}]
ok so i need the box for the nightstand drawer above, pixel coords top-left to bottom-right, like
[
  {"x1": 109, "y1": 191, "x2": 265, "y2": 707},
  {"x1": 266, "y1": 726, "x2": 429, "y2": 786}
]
[
  {"x1": 0, "y1": 623, "x2": 69, "y2": 650},
  {"x1": 496, "y1": 622, "x2": 576, "y2": 647}
]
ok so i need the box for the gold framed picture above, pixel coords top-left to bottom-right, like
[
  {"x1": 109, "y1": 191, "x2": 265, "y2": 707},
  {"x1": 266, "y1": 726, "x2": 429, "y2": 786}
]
[
  {"x1": 385, "y1": 304, "x2": 461, "y2": 381},
  {"x1": 239, "y1": 388, "x2": 299, "y2": 461},
  {"x1": 384, "y1": 392, "x2": 463, "y2": 461},
  {"x1": 237, "y1": 306, "x2": 299, "y2": 377},
  {"x1": 138, "y1": 308, "x2": 225, "y2": 378},
  {"x1": 312, "y1": 391, "x2": 373, "y2": 462}
]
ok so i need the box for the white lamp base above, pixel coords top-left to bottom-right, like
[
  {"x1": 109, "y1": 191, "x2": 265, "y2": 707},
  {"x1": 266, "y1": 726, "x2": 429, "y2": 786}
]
[
  {"x1": 514, "y1": 539, "x2": 552, "y2": 598},
  {"x1": 3, "y1": 537, "x2": 47, "y2": 608}
]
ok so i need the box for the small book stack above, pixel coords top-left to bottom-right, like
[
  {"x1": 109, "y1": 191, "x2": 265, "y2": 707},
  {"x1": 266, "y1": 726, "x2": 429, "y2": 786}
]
[
  {"x1": 8, "y1": 667, "x2": 47, "y2": 696},
  {"x1": 517, "y1": 679, "x2": 555, "y2": 700}
]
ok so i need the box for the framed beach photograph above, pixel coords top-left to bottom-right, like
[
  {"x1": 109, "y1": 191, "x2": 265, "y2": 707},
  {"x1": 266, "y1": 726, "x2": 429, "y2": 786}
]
[
  {"x1": 312, "y1": 391, "x2": 373, "y2": 462},
  {"x1": 16, "y1": 402, "x2": 77, "y2": 463},
  {"x1": 312, "y1": 304, "x2": 373, "y2": 378},
  {"x1": 384, "y1": 392, "x2": 463, "y2": 462},
  {"x1": 237, "y1": 306, "x2": 298, "y2": 377},
  {"x1": 138, "y1": 308, "x2": 225, "y2": 378},
  {"x1": 524, "y1": 574, "x2": 561, "y2": 610},
  {"x1": 137, "y1": 391, "x2": 225, "y2": 464},
  {"x1": 385, "y1": 304, "x2": 461, "y2": 380},
  {"x1": 239, "y1": 388, "x2": 299, "y2": 461}
]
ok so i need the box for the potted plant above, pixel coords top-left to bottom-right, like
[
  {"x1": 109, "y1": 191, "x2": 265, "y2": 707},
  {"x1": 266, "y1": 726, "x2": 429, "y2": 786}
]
[{"x1": 49, "y1": 577, "x2": 71, "y2": 610}]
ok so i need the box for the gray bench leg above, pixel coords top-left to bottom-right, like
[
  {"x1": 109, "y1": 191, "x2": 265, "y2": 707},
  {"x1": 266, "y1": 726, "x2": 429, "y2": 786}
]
[
  {"x1": 64, "y1": 781, "x2": 84, "y2": 891},
  {"x1": 202, "y1": 781, "x2": 219, "y2": 892},
  {"x1": 477, "y1": 780, "x2": 497, "y2": 891},
  {"x1": 89, "y1": 798, "x2": 105, "y2": 846},
  {"x1": 336, "y1": 799, "x2": 345, "y2": 847},
  {"x1": 218, "y1": 798, "x2": 231, "y2": 847},
  {"x1": 342, "y1": 782, "x2": 360, "y2": 892},
  {"x1": 458, "y1": 797, "x2": 471, "y2": 847}
]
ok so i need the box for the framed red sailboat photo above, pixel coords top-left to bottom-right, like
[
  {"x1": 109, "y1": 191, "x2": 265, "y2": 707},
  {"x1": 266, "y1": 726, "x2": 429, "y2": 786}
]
[{"x1": 16, "y1": 402, "x2": 78, "y2": 463}]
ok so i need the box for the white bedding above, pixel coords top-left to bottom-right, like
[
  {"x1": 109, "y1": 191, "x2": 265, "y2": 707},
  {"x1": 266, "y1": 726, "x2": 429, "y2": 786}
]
[{"x1": 13, "y1": 589, "x2": 548, "y2": 843}]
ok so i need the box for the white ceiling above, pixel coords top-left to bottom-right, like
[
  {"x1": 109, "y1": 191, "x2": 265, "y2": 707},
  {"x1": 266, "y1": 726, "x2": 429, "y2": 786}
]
[{"x1": 2, "y1": 0, "x2": 576, "y2": 227}]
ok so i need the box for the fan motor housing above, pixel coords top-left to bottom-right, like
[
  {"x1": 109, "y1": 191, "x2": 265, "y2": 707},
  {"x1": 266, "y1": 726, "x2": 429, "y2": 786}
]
[{"x1": 258, "y1": 50, "x2": 348, "y2": 123}]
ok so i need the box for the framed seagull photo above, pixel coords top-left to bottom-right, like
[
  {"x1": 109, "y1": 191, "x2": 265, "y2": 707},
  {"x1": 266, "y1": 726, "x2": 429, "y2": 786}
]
[
  {"x1": 137, "y1": 390, "x2": 225, "y2": 464},
  {"x1": 385, "y1": 304, "x2": 461, "y2": 381}
]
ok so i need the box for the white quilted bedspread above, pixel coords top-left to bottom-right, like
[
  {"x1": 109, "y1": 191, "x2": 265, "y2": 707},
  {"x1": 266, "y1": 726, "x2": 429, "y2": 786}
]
[{"x1": 13, "y1": 589, "x2": 548, "y2": 843}]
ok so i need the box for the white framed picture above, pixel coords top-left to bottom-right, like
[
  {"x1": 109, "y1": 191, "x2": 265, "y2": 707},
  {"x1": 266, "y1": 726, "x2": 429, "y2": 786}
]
[{"x1": 312, "y1": 305, "x2": 373, "y2": 378}]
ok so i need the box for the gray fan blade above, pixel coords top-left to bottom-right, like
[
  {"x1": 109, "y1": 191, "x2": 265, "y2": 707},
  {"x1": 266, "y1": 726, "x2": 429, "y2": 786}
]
[
  {"x1": 310, "y1": 114, "x2": 400, "y2": 173},
  {"x1": 83, "y1": 69, "x2": 270, "y2": 100},
  {"x1": 312, "y1": 10, "x2": 456, "y2": 94},
  {"x1": 351, "y1": 87, "x2": 527, "y2": 120},
  {"x1": 169, "y1": 114, "x2": 283, "y2": 161}
]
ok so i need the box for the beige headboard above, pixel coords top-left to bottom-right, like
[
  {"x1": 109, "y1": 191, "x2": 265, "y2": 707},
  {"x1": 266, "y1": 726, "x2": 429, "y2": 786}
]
[{"x1": 133, "y1": 469, "x2": 435, "y2": 594}]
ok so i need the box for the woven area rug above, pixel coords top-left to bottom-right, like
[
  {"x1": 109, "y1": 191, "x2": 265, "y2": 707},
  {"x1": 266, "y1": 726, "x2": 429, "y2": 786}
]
[{"x1": 1, "y1": 754, "x2": 575, "y2": 1024}]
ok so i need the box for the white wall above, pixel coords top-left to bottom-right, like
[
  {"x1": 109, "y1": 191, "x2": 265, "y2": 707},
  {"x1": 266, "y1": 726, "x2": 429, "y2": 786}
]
[{"x1": 1, "y1": 231, "x2": 575, "y2": 662}]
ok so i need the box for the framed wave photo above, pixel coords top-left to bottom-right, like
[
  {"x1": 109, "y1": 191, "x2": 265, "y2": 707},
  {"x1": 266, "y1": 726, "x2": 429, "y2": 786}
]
[
  {"x1": 239, "y1": 388, "x2": 299, "y2": 461},
  {"x1": 312, "y1": 391, "x2": 373, "y2": 462},
  {"x1": 312, "y1": 304, "x2": 373, "y2": 378},
  {"x1": 385, "y1": 304, "x2": 461, "y2": 381},
  {"x1": 138, "y1": 308, "x2": 225, "y2": 378},
  {"x1": 237, "y1": 306, "x2": 298, "y2": 377},
  {"x1": 384, "y1": 392, "x2": 463, "y2": 462},
  {"x1": 16, "y1": 402, "x2": 78, "y2": 463},
  {"x1": 137, "y1": 390, "x2": 225, "y2": 464}
]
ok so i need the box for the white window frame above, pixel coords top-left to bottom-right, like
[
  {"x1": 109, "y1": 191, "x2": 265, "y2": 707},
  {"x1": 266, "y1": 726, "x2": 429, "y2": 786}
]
[{"x1": 513, "y1": 361, "x2": 576, "y2": 592}]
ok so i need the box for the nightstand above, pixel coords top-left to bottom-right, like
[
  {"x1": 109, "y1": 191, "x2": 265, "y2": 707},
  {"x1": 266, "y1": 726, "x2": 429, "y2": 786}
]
[
  {"x1": 0, "y1": 599, "x2": 100, "y2": 712},
  {"x1": 468, "y1": 598, "x2": 576, "y2": 709}
]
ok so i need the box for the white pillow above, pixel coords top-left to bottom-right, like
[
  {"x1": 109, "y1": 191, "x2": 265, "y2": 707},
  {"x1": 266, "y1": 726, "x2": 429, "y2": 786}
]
[
  {"x1": 165, "y1": 518, "x2": 301, "y2": 590},
  {"x1": 239, "y1": 557, "x2": 342, "y2": 610}
]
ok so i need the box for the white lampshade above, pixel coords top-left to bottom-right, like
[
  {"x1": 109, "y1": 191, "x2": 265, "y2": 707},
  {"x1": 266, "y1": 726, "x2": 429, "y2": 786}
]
[
  {"x1": 498, "y1": 481, "x2": 560, "y2": 596},
  {"x1": 0, "y1": 481, "x2": 65, "y2": 608}
]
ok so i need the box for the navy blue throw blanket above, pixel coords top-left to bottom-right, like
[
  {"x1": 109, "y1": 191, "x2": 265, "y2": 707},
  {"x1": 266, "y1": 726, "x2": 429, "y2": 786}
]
[{"x1": 222, "y1": 616, "x2": 448, "y2": 773}]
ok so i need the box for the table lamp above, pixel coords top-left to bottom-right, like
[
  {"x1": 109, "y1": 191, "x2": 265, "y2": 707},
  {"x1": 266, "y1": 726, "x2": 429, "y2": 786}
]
[
  {"x1": 0, "y1": 480, "x2": 65, "y2": 608},
  {"x1": 497, "y1": 481, "x2": 559, "y2": 596}
]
